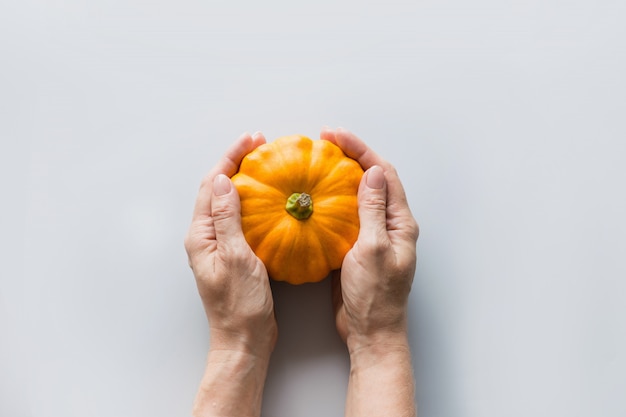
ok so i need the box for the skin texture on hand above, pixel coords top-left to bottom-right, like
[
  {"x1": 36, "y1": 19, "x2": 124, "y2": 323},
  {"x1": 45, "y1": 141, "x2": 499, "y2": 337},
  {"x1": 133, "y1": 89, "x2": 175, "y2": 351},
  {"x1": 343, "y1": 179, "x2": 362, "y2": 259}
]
[
  {"x1": 321, "y1": 127, "x2": 419, "y2": 417},
  {"x1": 184, "y1": 132, "x2": 277, "y2": 417}
]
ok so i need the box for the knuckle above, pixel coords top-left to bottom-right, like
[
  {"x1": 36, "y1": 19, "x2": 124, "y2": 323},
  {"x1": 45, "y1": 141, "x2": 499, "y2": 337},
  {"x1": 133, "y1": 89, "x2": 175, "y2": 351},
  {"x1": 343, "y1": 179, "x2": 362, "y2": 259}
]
[
  {"x1": 410, "y1": 218, "x2": 420, "y2": 241},
  {"x1": 361, "y1": 192, "x2": 387, "y2": 212},
  {"x1": 385, "y1": 164, "x2": 398, "y2": 177},
  {"x1": 211, "y1": 202, "x2": 234, "y2": 222},
  {"x1": 183, "y1": 233, "x2": 193, "y2": 253},
  {"x1": 360, "y1": 234, "x2": 391, "y2": 258},
  {"x1": 394, "y1": 216, "x2": 419, "y2": 243},
  {"x1": 219, "y1": 242, "x2": 252, "y2": 269},
  {"x1": 199, "y1": 174, "x2": 212, "y2": 191},
  {"x1": 226, "y1": 249, "x2": 250, "y2": 269},
  {"x1": 184, "y1": 233, "x2": 200, "y2": 265},
  {"x1": 379, "y1": 162, "x2": 398, "y2": 180},
  {"x1": 366, "y1": 193, "x2": 387, "y2": 209}
]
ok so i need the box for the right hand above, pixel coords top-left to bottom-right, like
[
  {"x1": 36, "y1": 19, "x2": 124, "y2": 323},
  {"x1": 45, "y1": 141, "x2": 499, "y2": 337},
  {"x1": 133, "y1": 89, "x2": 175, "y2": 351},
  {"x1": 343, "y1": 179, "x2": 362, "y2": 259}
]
[{"x1": 321, "y1": 127, "x2": 419, "y2": 353}]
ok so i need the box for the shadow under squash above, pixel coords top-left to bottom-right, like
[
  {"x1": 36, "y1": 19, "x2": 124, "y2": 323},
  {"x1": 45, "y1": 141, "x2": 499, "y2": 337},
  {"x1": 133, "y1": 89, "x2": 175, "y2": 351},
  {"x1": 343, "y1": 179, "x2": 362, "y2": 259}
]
[{"x1": 261, "y1": 277, "x2": 350, "y2": 416}]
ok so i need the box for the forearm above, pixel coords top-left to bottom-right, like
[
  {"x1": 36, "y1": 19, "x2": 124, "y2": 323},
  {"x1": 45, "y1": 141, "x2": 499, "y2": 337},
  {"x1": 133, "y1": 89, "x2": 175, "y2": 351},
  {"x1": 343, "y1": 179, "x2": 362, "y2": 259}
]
[
  {"x1": 193, "y1": 349, "x2": 271, "y2": 417},
  {"x1": 345, "y1": 334, "x2": 417, "y2": 417}
]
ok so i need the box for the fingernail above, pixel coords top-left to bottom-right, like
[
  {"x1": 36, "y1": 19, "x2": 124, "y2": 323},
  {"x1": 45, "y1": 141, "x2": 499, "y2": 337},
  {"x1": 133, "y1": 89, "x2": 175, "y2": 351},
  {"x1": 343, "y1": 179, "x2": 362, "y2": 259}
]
[
  {"x1": 213, "y1": 174, "x2": 232, "y2": 196},
  {"x1": 366, "y1": 166, "x2": 385, "y2": 189},
  {"x1": 252, "y1": 131, "x2": 263, "y2": 139}
]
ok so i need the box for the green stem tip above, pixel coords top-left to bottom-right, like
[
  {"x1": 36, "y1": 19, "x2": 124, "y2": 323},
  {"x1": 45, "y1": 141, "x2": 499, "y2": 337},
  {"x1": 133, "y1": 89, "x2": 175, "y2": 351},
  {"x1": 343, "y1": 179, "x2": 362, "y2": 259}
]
[{"x1": 286, "y1": 192, "x2": 313, "y2": 220}]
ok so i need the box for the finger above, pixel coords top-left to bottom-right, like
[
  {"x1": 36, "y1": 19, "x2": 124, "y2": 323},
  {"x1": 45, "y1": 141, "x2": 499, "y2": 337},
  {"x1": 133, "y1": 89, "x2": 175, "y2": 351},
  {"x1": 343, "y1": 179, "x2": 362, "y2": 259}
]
[
  {"x1": 251, "y1": 131, "x2": 267, "y2": 148},
  {"x1": 192, "y1": 132, "x2": 265, "y2": 221},
  {"x1": 319, "y1": 125, "x2": 337, "y2": 144},
  {"x1": 335, "y1": 128, "x2": 415, "y2": 235},
  {"x1": 330, "y1": 127, "x2": 386, "y2": 170},
  {"x1": 328, "y1": 128, "x2": 410, "y2": 222},
  {"x1": 383, "y1": 165, "x2": 419, "y2": 244},
  {"x1": 356, "y1": 165, "x2": 390, "y2": 250},
  {"x1": 323, "y1": 127, "x2": 417, "y2": 243},
  {"x1": 210, "y1": 174, "x2": 247, "y2": 246}
]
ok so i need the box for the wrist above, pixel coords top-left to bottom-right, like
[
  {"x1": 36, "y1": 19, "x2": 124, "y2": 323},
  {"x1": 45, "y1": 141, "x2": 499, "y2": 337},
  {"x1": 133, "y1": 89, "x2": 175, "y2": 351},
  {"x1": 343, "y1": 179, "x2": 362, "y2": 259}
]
[
  {"x1": 346, "y1": 329, "x2": 410, "y2": 359},
  {"x1": 205, "y1": 348, "x2": 271, "y2": 372},
  {"x1": 209, "y1": 326, "x2": 276, "y2": 361},
  {"x1": 345, "y1": 332, "x2": 416, "y2": 417}
]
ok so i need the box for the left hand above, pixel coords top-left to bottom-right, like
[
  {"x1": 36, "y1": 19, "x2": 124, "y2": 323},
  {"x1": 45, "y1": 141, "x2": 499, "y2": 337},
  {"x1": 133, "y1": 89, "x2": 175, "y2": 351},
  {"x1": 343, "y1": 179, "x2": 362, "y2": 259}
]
[{"x1": 184, "y1": 132, "x2": 277, "y2": 357}]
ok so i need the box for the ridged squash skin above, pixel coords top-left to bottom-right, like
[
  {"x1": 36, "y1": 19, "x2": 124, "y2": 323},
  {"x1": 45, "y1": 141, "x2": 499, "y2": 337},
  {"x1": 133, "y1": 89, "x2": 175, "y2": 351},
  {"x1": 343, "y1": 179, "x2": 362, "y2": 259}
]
[{"x1": 231, "y1": 135, "x2": 363, "y2": 284}]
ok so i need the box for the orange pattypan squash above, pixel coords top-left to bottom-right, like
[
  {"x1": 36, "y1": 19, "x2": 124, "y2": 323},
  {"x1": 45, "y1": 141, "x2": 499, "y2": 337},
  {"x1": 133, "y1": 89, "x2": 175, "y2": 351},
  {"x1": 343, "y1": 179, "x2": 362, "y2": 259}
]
[{"x1": 231, "y1": 135, "x2": 364, "y2": 285}]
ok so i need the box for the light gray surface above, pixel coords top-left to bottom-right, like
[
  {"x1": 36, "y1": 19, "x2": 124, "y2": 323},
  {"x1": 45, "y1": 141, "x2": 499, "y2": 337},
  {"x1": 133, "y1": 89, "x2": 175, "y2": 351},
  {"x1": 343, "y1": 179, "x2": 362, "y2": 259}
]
[{"x1": 2, "y1": 1, "x2": 626, "y2": 416}]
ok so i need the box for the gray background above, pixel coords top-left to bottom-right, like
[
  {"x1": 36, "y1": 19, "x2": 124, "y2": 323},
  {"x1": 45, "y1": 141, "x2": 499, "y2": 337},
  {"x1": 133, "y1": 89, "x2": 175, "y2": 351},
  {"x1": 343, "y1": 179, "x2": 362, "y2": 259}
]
[{"x1": 2, "y1": 1, "x2": 625, "y2": 416}]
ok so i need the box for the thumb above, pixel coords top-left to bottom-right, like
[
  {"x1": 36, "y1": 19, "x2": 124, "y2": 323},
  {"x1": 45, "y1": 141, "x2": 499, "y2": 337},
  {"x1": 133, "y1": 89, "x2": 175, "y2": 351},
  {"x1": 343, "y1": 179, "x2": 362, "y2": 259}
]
[
  {"x1": 357, "y1": 165, "x2": 388, "y2": 244},
  {"x1": 211, "y1": 174, "x2": 245, "y2": 243}
]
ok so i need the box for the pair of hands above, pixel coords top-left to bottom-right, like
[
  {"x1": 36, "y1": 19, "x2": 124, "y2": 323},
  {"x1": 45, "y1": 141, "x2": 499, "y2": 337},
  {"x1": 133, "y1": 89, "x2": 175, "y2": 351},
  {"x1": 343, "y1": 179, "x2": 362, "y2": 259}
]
[{"x1": 184, "y1": 128, "x2": 419, "y2": 359}]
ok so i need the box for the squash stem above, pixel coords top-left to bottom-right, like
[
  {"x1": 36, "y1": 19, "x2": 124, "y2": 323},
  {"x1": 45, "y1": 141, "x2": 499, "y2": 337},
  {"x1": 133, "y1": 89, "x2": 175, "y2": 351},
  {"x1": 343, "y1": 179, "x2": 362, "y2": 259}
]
[{"x1": 286, "y1": 192, "x2": 313, "y2": 220}]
